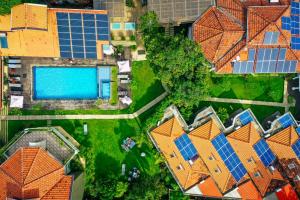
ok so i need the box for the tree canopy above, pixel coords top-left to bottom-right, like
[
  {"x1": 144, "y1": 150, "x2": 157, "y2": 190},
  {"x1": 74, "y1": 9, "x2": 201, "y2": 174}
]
[{"x1": 139, "y1": 12, "x2": 210, "y2": 117}]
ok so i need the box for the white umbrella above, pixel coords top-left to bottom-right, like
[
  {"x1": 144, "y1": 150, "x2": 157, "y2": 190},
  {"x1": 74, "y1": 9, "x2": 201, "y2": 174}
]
[
  {"x1": 117, "y1": 60, "x2": 131, "y2": 73},
  {"x1": 10, "y1": 95, "x2": 24, "y2": 108}
]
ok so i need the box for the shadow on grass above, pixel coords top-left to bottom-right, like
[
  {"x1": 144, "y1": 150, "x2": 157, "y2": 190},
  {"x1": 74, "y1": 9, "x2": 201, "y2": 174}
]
[{"x1": 95, "y1": 152, "x2": 120, "y2": 178}]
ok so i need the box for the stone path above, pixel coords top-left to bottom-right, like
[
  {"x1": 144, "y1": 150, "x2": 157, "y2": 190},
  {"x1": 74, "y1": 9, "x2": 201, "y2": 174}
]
[{"x1": 1, "y1": 92, "x2": 168, "y2": 121}]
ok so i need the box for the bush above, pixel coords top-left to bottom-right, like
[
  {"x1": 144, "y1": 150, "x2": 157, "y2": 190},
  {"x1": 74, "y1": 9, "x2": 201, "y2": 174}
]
[
  {"x1": 130, "y1": 34, "x2": 136, "y2": 41},
  {"x1": 126, "y1": 0, "x2": 135, "y2": 8},
  {"x1": 130, "y1": 45, "x2": 137, "y2": 51}
]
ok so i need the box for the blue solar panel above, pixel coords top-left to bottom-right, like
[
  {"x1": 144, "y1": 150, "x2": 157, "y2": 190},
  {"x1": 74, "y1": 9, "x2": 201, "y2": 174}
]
[
  {"x1": 296, "y1": 127, "x2": 300, "y2": 136},
  {"x1": 69, "y1": 13, "x2": 82, "y2": 20},
  {"x1": 57, "y1": 12, "x2": 69, "y2": 19},
  {"x1": 248, "y1": 49, "x2": 256, "y2": 61},
  {"x1": 233, "y1": 61, "x2": 254, "y2": 74},
  {"x1": 278, "y1": 113, "x2": 295, "y2": 129},
  {"x1": 57, "y1": 12, "x2": 109, "y2": 59},
  {"x1": 174, "y1": 134, "x2": 198, "y2": 161},
  {"x1": 253, "y1": 139, "x2": 276, "y2": 167},
  {"x1": 98, "y1": 34, "x2": 109, "y2": 40},
  {"x1": 96, "y1": 14, "x2": 108, "y2": 21},
  {"x1": 86, "y1": 52, "x2": 97, "y2": 59},
  {"x1": 292, "y1": 139, "x2": 300, "y2": 159},
  {"x1": 83, "y1": 14, "x2": 95, "y2": 20},
  {"x1": 212, "y1": 134, "x2": 247, "y2": 182},
  {"x1": 278, "y1": 48, "x2": 286, "y2": 60},
  {"x1": 282, "y1": 17, "x2": 291, "y2": 30},
  {"x1": 264, "y1": 32, "x2": 279, "y2": 45},
  {"x1": 239, "y1": 111, "x2": 253, "y2": 125}
]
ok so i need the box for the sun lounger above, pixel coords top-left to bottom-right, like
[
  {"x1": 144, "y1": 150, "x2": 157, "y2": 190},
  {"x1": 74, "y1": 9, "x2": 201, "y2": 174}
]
[
  {"x1": 10, "y1": 91, "x2": 22, "y2": 95},
  {"x1": 9, "y1": 83, "x2": 22, "y2": 88},
  {"x1": 10, "y1": 87, "x2": 23, "y2": 92},
  {"x1": 8, "y1": 64, "x2": 22, "y2": 68},
  {"x1": 8, "y1": 59, "x2": 21, "y2": 64},
  {"x1": 120, "y1": 79, "x2": 131, "y2": 84},
  {"x1": 118, "y1": 90, "x2": 128, "y2": 96},
  {"x1": 117, "y1": 74, "x2": 129, "y2": 79}
]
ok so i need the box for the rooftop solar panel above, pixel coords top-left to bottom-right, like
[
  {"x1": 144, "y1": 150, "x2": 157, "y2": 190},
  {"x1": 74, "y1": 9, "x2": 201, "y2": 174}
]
[
  {"x1": 292, "y1": 139, "x2": 300, "y2": 159},
  {"x1": 253, "y1": 139, "x2": 276, "y2": 167},
  {"x1": 263, "y1": 32, "x2": 279, "y2": 45},
  {"x1": 238, "y1": 111, "x2": 254, "y2": 126},
  {"x1": 174, "y1": 134, "x2": 198, "y2": 161},
  {"x1": 278, "y1": 113, "x2": 295, "y2": 129},
  {"x1": 212, "y1": 134, "x2": 247, "y2": 182},
  {"x1": 278, "y1": 48, "x2": 287, "y2": 60},
  {"x1": 56, "y1": 11, "x2": 109, "y2": 59},
  {"x1": 282, "y1": 17, "x2": 291, "y2": 30},
  {"x1": 248, "y1": 49, "x2": 256, "y2": 61},
  {"x1": 296, "y1": 127, "x2": 300, "y2": 136}
]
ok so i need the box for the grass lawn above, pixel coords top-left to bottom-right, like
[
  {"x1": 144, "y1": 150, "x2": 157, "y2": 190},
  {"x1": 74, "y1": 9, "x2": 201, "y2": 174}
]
[
  {"x1": 11, "y1": 61, "x2": 165, "y2": 115},
  {"x1": 8, "y1": 119, "x2": 160, "y2": 177},
  {"x1": 109, "y1": 66, "x2": 118, "y2": 105},
  {"x1": 209, "y1": 75, "x2": 284, "y2": 102}
]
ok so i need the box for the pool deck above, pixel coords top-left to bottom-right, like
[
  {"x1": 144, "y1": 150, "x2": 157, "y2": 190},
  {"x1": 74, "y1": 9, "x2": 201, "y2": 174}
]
[{"x1": 12, "y1": 57, "x2": 127, "y2": 110}]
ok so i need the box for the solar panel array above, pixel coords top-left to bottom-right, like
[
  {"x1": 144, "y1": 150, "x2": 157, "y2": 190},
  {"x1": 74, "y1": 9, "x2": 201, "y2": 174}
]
[
  {"x1": 278, "y1": 113, "x2": 295, "y2": 129},
  {"x1": 233, "y1": 49, "x2": 255, "y2": 74},
  {"x1": 238, "y1": 111, "x2": 254, "y2": 126},
  {"x1": 289, "y1": 1, "x2": 300, "y2": 49},
  {"x1": 174, "y1": 134, "x2": 198, "y2": 161},
  {"x1": 56, "y1": 12, "x2": 109, "y2": 59},
  {"x1": 282, "y1": 16, "x2": 291, "y2": 30},
  {"x1": 263, "y1": 32, "x2": 279, "y2": 45},
  {"x1": 296, "y1": 127, "x2": 300, "y2": 135},
  {"x1": 255, "y1": 48, "x2": 297, "y2": 73},
  {"x1": 253, "y1": 139, "x2": 276, "y2": 167},
  {"x1": 292, "y1": 139, "x2": 300, "y2": 159},
  {"x1": 212, "y1": 134, "x2": 247, "y2": 182}
]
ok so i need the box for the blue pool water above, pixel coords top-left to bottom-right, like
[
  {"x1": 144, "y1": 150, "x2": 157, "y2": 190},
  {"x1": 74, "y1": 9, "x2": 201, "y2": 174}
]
[
  {"x1": 111, "y1": 22, "x2": 121, "y2": 30},
  {"x1": 125, "y1": 22, "x2": 136, "y2": 30},
  {"x1": 33, "y1": 67, "x2": 98, "y2": 100},
  {"x1": 98, "y1": 67, "x2": 111, "y2": 99}
]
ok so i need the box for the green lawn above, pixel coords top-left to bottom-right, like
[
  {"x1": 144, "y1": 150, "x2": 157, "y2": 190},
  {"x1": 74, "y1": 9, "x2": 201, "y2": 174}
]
[
  {"x1": 10, "y1": 61, "x2": 165, "y2": 115},
  {"x1": 209, "y1": 75, "x2": 284, "y2": 102},
  {"x1": 8, "y1": 119, "x2": 160, "y2": 177},
  {"x1": 109, "y1": 66, "x2": 118, "y2": 105}
]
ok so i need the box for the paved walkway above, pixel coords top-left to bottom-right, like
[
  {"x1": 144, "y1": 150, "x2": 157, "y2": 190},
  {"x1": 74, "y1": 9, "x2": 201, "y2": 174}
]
[{"x1": 1, "y1": 92, "x2": 169, "y2": 121}]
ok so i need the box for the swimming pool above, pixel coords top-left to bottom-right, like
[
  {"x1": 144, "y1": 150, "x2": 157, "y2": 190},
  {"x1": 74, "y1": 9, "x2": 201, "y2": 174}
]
[
  {"x1": 33, "y1": 67, "x2": 98, "y2": 100},
  {"x1": 125, "y1": 22, "x2": 136, "y2": 30},
  {"x1": 111, "y1": 22, "x2": 121, "y2": 30},
  {"x1": 98, "y1": 67, "x2": 111, "y2": 99}
]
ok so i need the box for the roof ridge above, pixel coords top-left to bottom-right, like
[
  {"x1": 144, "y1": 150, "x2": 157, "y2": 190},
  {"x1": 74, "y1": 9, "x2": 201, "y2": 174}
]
[
  {"x1": 23, "y1": 148, "x2": 40, "y2": 185},
  {"x1": 24, "y1": 166, "x2": 63, "y2": 187},
  {"x1": 23, "y1": 147, "x2": 40, "y2": 185},
  {"x1": 0, "y1": 168, "x2": 22, "y2": 187},
  {"x1": 39, "y1": 176, "x2": 66, "y2": 199},
  {"x1": 217, "y1": 6, "x2": 245, "y2": 29},
  {"x1": 213, "y1": 33, "x2": 225, "y2": 61}
]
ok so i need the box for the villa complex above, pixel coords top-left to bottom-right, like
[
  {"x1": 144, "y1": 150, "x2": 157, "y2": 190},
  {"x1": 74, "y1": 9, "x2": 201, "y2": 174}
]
[
  {"x1": 0, "y1": 127, "x2": 79, "y2": 200},
  {"x1": 193, "y1": 0, "x2": 300, "y2": 74},
  {"x1": 150, "y1": 106, "x2": 300, "y2": 199}
]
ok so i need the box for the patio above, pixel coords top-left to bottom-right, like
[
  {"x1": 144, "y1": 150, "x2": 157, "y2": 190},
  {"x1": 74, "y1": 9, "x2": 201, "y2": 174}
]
[{"x1": 4, "y1": 126, "x2": 79, "y2": 165}]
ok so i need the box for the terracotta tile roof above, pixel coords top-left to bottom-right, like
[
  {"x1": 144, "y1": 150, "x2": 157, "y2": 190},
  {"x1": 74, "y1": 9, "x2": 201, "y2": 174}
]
[
  {"x1": 0, "y1": 147, "x2": 72, "y2": 200},
  {"x1": 237, "y1": 180, "x2": 262, "y2": 200},
  {"x1": 198, "y1": 177, "x2": 223, "y2": 198},
  {"x1": 11, "y1": 4, "x2": 48, "y2": 30},
  {"x1": 193, "y1": 0, "x2": 300, "y2": 73},
  {"x1": 193, "y1": 6, "x2": 244, "y2": 63},
  {"x1": 189, "y1": 120, "x2": 249, "y2": 193},
  {"x1": 276, "y1": 183, "x2": 299, "y2": 200},
  {"x1": 150, "y1": 117, "x2": 210, "y2": 190},
  {"x1": 227, "y1": 123, "x2": 285, "y2": 196},
  {"x1": 266, "y1": 126, "x2": 300, "y2": 194}
]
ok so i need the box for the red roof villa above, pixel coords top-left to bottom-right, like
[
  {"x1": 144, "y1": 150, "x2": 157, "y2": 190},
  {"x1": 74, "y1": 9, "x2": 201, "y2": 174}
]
[{"x1": 193, "y1": 0, "x2": 300, "y2": 74}]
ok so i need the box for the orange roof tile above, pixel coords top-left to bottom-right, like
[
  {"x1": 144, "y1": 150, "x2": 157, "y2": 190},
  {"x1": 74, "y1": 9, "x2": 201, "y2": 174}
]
[
  {"x1": 276, "y1": 184, "x2": 299, "y2": 200},
  {"x1": 198, "y1": 177, "x2": 222, "y2": 198},
  {"x1": 237, "y1": 180, "x2": 262, "y2": 200},
  {"x1": 150, "y1": 117, "x2": 210, "y2": 190},
  {"x1": 193, "y1": 6, "x2": 244, "y2": 63},
  {"x1": 0, "y1": 147, "x2": 72, "y2": 200},
  {"x1": 193, "y1": 1, "x2": 300, "y2": 73},
  {"x1": 227, "y1": 123, "x2": 285, "y2": 196},
  {"x1": 189, "y1": 120, "x2": 246, "y2": 193}
]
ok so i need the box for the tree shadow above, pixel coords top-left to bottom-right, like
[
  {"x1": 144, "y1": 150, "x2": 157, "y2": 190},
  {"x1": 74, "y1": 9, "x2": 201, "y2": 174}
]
[{"x1": 94, "y1": 151, "x2": 120, "y2": 178}]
